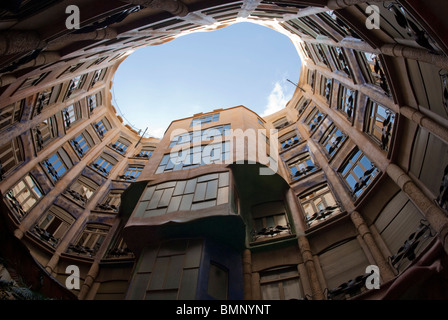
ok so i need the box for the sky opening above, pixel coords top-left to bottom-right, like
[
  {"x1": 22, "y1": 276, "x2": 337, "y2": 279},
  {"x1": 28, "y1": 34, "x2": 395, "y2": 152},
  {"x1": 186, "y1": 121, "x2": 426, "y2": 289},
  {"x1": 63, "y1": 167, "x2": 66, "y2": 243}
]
[{"x1": 112, "y1": 21, "x2": 301, "y2": 138}]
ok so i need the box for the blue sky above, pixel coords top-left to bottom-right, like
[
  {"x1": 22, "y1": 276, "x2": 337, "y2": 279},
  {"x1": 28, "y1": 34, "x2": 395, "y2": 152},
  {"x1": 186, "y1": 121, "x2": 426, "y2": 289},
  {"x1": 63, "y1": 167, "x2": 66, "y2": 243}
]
[{"x1": 112, "y1": 22, "x2": 301, "y2": 138}]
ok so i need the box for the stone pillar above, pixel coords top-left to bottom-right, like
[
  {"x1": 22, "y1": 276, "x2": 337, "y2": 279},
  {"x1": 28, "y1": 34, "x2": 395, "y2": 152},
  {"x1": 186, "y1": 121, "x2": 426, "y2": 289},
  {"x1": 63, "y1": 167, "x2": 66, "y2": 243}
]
[
  {"x1": 45, "y1": 253, "x2": 60, "y2": 276},
  {"x1": 78, "y1": 262, "x2": 100, "y2": 300},
  {"x1": 49, "y1": 28, "x2": 118, "y2": 47},
  {"x1": 350, "y1": 211, "x2": 396, "y2": 281},
  {"x1": 121, "y1": 0, "x2": 189, "y2": 17},
  {"x1": 251, "y1": 272, "x2": 261, "y2": 300},
  {"x1": 0, "y1": 31, "x2": 44, "y2": 55},
  {"x1": 285, "y1": 188, "x2": 307, "y2": 233},
  {"x1": 400, "y1": 106, "x2": 448, "y2": 145},
  {"x1": 0, "y1": 74, "x2": 16, "y2": 88},
  {"x1": 381, "y1": 44, "x2": 448, "y2": 70},
  {"x1": 242, "y1": 249, "x2": 252, "y2": 300},
  {"x1": 327, "y1": 0, "x2": 384, "y2": 10},
  {"x1": 15, "y1": 51, "x2": 61, "y2": 72},
  {"x1": 387, "y1": 163, "x2": 448, "y2": 254},
  {"x1": 297, "y1": 235, "x2": 324, "y2": 300}
]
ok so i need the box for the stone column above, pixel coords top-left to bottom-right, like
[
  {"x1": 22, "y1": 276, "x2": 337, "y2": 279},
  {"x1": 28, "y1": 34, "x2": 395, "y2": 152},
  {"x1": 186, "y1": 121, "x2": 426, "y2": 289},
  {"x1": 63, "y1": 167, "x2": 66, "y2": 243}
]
[
  {"x1": 78, "y1": 262, "x2": 100, "y2": 300},
  {"x1": 121, "y1": 0, "x2": 189, "y2": 17},
  {"x1": 251, "y1": 272, "x2": 261, "y2": 300},
  {"x1": 387, "y1": 163, "x2": 448, "y2": 254},
  {"x1": 0, "y1": 31, "x2": 44, "y2": 55},
  {"x1": 45, "y1": 253, "x2": 60, "y2": 276},
  {"x1": 297, "y1": 235, "x2": 324, "y2": 300},
  {"x1": 285, "y1": 188, "x2": 307, "y2": 233},
  {"x1": 381, "y1": 44, "x2": 448, "y2": 70},
  {"x1": 327, "y1": 0, "x2": 384, "y2": 10},
  {"x1": 242, "y1": 249, "x2": 252, "y2": 300},
  {"x1": 350, "y1": 211, "x2": 396, "y2": 281},
  {"x1": 400, "y1": 106, "x2": 448, "y2": 145}
]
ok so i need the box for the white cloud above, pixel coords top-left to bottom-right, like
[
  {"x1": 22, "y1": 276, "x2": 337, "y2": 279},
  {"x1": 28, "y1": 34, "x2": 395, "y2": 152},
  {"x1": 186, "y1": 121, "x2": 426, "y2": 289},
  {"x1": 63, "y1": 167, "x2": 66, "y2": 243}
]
[
  {"x1": 148, "y1": 127, "x2": 166, "y2": 139},
  {"x1": 261, "y1": 81, "x2": 289, "y2": 117}
]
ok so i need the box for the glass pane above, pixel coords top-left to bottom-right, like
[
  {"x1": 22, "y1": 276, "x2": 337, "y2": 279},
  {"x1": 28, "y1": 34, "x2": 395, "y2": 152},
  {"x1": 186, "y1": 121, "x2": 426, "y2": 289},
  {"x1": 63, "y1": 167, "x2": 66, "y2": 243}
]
[
  {"x1": 261, "y1": 283, "x2": 280, "y2": 300},
  {"x1": 283, "y1": 279, "x2": 302, "y2": 300},
  {"x1": 208, "y1": 263, "x2": 228, "y2": 300}
]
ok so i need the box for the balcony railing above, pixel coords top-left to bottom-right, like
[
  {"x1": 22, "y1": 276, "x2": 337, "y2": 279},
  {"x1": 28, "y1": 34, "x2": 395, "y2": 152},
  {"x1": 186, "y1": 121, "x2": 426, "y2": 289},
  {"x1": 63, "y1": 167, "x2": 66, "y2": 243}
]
[
  {"x1": 251, "y1": 224, "x2": 291, "y2": 242},
  {"x1": 33, "y1": 225, "x2": 59, "y2": 247},
  {"x1": 388, "y1": 220, "x2": 433, "y2": 272}
]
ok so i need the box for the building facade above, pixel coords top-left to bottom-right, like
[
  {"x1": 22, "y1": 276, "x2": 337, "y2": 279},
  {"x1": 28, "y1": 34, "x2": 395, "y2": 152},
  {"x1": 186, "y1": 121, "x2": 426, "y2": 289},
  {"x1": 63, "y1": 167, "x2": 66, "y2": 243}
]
[{"x1": 0, "y1": 0, "x2": 448, "y2": 300}]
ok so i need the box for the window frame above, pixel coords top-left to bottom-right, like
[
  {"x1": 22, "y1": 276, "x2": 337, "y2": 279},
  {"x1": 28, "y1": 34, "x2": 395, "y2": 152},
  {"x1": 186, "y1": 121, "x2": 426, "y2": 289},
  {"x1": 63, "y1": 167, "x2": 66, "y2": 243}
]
[
  {"x1": 319, "y1": 122, "x2": 347, "y2": 158},
  {"x1": 299, "y1": 183, "x2": 342, "y2": 228},
  {"x1": 4, "y1": 174, "x2": 43, "y2": 221},
  {"x1": 259, "y1": 266, "x2": 303, "y2": 300},
  {"x1": 339, "y1": 148, "x2": 380, "y2": 199},
  {"x1": 364, "y1": 99, "x2": 395, "y2": 152},
  {"x1": 286, "y1": 152, "x2": 318, "y2": 180}
]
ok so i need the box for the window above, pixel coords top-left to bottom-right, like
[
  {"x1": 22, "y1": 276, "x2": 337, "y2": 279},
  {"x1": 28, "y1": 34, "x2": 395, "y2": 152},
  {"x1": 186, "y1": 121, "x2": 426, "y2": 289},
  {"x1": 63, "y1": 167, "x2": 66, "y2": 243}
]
[
  {"x1": 156, "y1": 142, "x2": 230, "y2": 174},
  {"x1": 279, "y1": 131, "x2": 301, "y2": 150},
  {"x1": 66, "y1": 74, "x2": 86, "y2": 99},
  {"x1": 33, "y1": 84, "x2": 62, "y2": 116},
  {"x1": 135, "y1": 145, "x2": 155, "y2": 159},
  {"x1": 190, "y1": 113, "x2": 220, "y2": 127},
  {"x1": 96, "y1": 190, "x2": 123, "y2": 213},
  {"x1": 119, "y1": 164, "x2": 144, "y2": 181},
  {"x1": 208, "y1": 263, "x2": 228, "y2": 300},
  {"x1": 5, "y1": 174, "x2": 43, "y2": 220},
  {"x1": 169, "y1": 124, "x2": 231, "y2": 148},
  {"x1": 340, "y1": 148, "x2": 379, "y2": 198},
  {"x1": 295, "y1": 98, "x2": 310, "y2": 117},
  {"x1": 299, "y1": 184, "x2": 341, "y2": 227},
  {"x1": 307, "y1": 69, "x2": 315, "y2": 89},
  {"x1": 312, "y1": 43, "x2": 330, "y2": 67},
  {"x1": 320, "y1": 123, "x2": 347, "y2": 157},
  {"x1": 87, "y1": 57, "x2": 108, "y2": 68},
  {"x1": 304, "y1": 107, "x2": 325, "y2": 133},
  {"x1": 110, "y1": 137, "x2": 131, "y2": 154},
  {"x1": 59, "y1": 63, "x2": 84, "y2": 77},
  {"x1": 33, "y1": 116, "x2": 58, "y2": 152},
  {"x1": 93, "y1": 118, "x2": 111, "y2": 139},
  {"x1": 87, "y1": 92, "x2": 101, "y2": 113},
  {"x1": 337, "y1": 85, "x2": 356, "y2": 121},
  {"x1": 42, "y1": 149, "x2": 72, "y2": 182},
  {"x1": 65, "y1": 175, "x2": 98, "y2": 206},
  {"x1": 0, "y1": 100, "x2": 23, "y2": 132},
  {"x1": 287, "y1": 152, "x2": 317, "y2": 179},
  {"x1": 70, "y1": 131, "x2": 93, "y2": 158},
  {"x1": 273, "y1": 117, "x2": 290, "y2": 130},
  {"x1": 0, "y1": 137, "x2": 24, "y2": 179},
  {"x1": 138, "y1": 239, "x2": 203, "y2": 300},
  {"x1": 92, "y1": 153, "x2": 117, "y2": 176},
  {"x1": 260, "y1": 267, "x2": 303, "y2": 300},
  {"x1": 251, "y1": 201, "x2": 291, "y2": 242},
  {"x1": 320, "y1": 76, "x2": 332, "y2": 104},
  {"x1": 106, "y1": 234, "x2": 133, "y2": 258},
  {"x1": 17, "y1": 72, "x2": 50, "y2": 91},
  {"x1": 90, "y1": 68, "x2": 107, "y2": 88},
  {"x1": 62, "y1": 102, "x2": 82, "y2": 129},
  {"x1": 365, "y1": 100, "x2": 395, "y2": 152},
  {"x1": 134, "y1": 172, "x2": 230, "y2": 218},
  {"x1": 356, "y1": 52, "x2": 390, "y2": 95},
  {"x1": 258, "y1": 118, "x2": 265, "y2": 126},
  {"x1": 329, "y1": 46, "x2": 351, "y2": 77},
  {"x1": 33, "y1": 206, "x2": 75, "y2": 247},
  {"x1": 68, "y1": 224, "x2": 110, "y2": 257}
]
